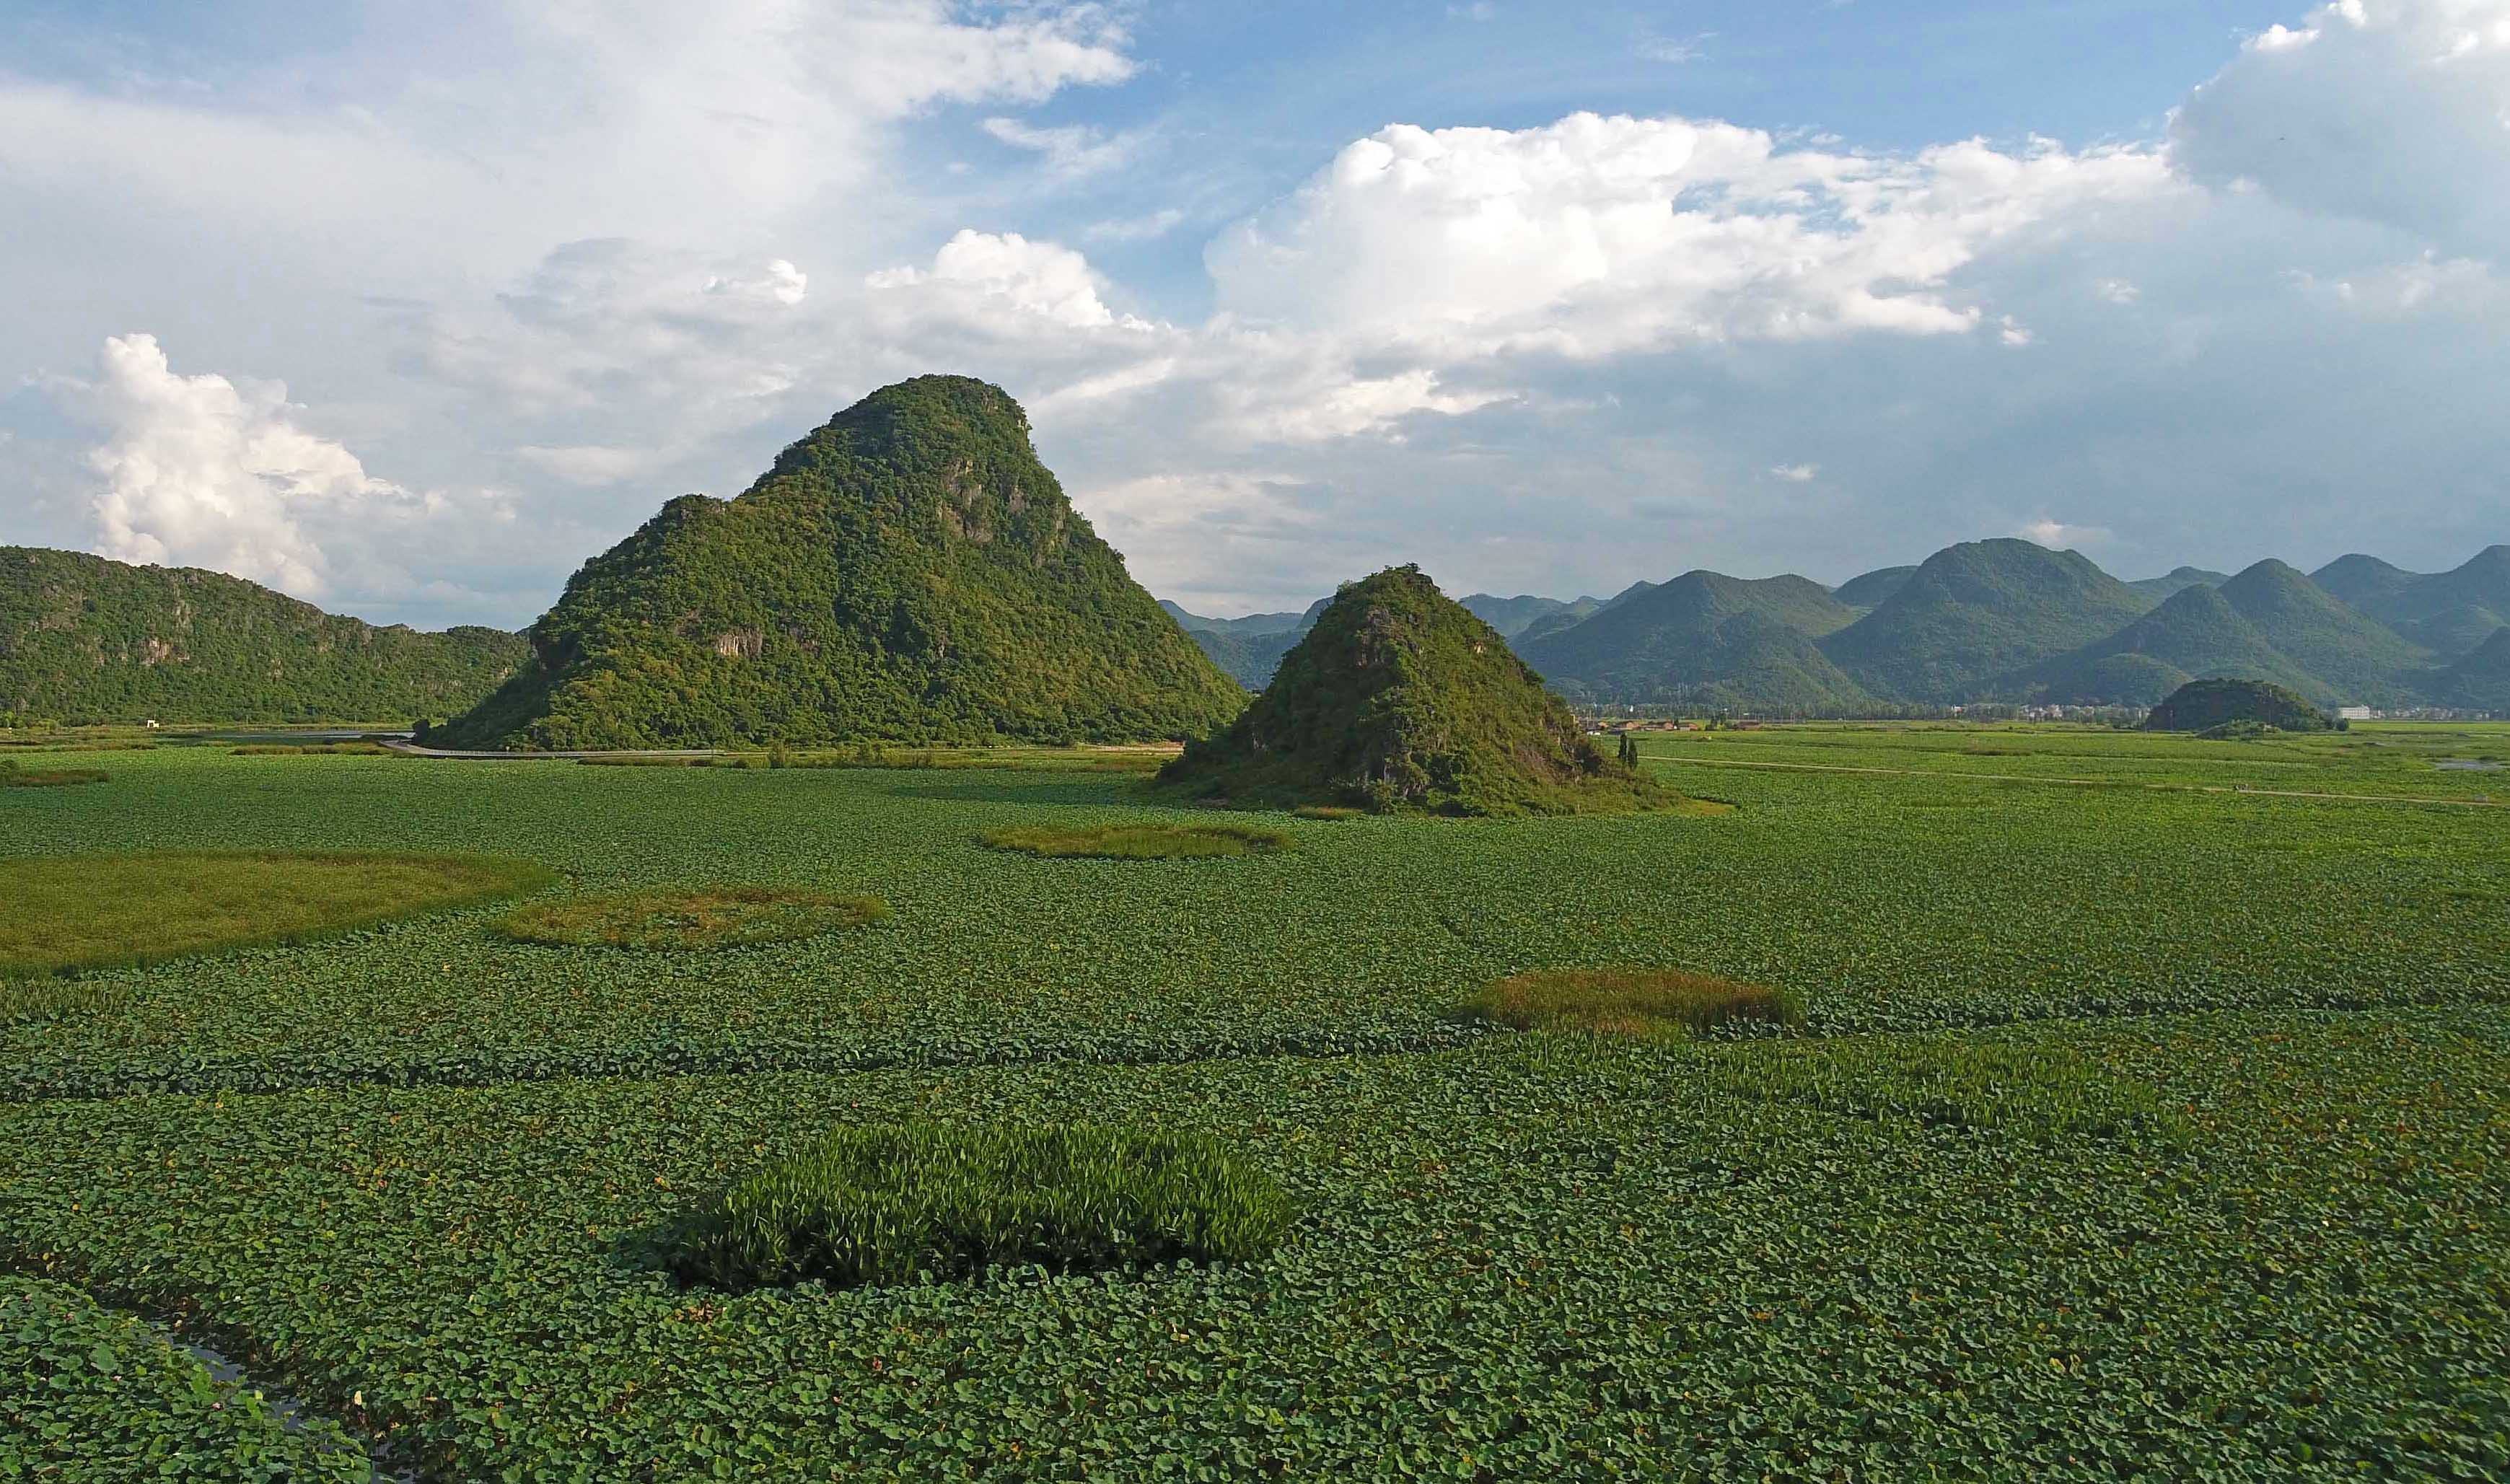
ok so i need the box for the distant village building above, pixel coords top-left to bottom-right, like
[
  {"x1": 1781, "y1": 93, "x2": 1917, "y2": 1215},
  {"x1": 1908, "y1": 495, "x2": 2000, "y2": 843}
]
[{"x1": 2336, "y1": 706, "x2": 2374, "y2": 721}]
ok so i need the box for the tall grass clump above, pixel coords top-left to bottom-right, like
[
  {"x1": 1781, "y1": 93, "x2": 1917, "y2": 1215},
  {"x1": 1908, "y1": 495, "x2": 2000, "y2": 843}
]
[
  {"x1": 664, "y1": 1123, "x2": 1294, "y2": 1292},
  {"x1": 498, "y1": 886, "x2": 887, "y2": 949},
  {"x1": 0, "y1": 978, "x2": 129, "y2": 1024},
  {"x1": 1467, "y1": 967, "x2": 1802, "y2": 1039},
  {"x1": 0, "y1": 851, "x2": 553, "y2": 978},
  {"x1": 979, "y1": 821, "x2": 1293, "y2": 859},
  {"x1": 0, "y1": 759, "x2": 107, "y2": 787}
]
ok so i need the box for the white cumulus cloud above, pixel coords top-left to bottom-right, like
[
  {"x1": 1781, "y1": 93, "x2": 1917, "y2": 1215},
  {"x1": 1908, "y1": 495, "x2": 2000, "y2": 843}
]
[
  {"x1": 2174, "y1": 0, "x2": 2510, "y2": 255},
  {"x1": 706, "y1": 260, "x2": 809, "y2": 307},
  {"x1": 1074, "y1": 471, "x2": 1346, "y2": 613},
  {"x1": 72, "y1": 334, "x2": 512, "y2": 607},
  {"x1": 869, "y1": 229, "x2": 1144, "y2": 330},
  {"x1": 1204, "y1": 113, "x2": 2175, "y2": 359},
  {"x1": 80, "y1": 335, "x2": 390, "y2": 596}
]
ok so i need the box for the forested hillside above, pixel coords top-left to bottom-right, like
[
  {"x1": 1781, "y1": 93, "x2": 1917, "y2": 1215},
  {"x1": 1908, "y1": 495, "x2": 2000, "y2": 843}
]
[
  {"x1": 431, "y1": 377, "x2": 1246, "y2": 750},
  {"x1": 2212, "y1": 560, "x2": 2429, "y2": 706},
  {"x1": 1159, "y1": 566, "x2": 1664, "y2": 815},
  {"x1": 0, "y1": 548, "x2": 525, "y2": 724},
  {"x1": 1814, "y1": 540, "x2": 2156, "y2": 701},
  {"x1": 2017, "y1": 584, "x2": 2328, "y2": 706},
  {"x1": 2313, "y1": 546, "x2": 2509, "y2": 659},
  {"x1": 1517, "y1": 571, "x2": 1866, "y2": 709}
]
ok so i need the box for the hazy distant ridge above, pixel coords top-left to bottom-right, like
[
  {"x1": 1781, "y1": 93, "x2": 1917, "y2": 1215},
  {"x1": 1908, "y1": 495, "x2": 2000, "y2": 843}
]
[{"x1": 1166, "y1": 539, "x2": 2510, "y2": 710}]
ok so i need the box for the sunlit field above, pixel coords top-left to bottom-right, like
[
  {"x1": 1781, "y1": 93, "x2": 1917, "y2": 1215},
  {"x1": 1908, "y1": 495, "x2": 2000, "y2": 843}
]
[{"x1": 3, "y1": 729, "x2": 2504, "y2": 1479}]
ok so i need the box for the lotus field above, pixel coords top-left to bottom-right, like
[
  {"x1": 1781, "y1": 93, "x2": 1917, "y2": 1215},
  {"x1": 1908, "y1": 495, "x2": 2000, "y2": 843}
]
[{"x1": 1, "y1": 724, "x2": 2504, "y2": 1479}]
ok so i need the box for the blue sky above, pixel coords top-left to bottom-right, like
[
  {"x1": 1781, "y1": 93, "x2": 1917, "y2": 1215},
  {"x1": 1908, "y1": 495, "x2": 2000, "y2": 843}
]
[
  {"x1": 923, "y1": 1, "x2": 2300, "y2": 315},
  {"x1": 3, "y1": 1, "x2": 2505, "y2": 624}
]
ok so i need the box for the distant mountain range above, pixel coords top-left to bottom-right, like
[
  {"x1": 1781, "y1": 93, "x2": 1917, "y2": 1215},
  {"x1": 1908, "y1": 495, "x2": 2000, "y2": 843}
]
[
  {"x1": 13, "y1": 521, "x2": 2506, "y2": 729},
  {"x1": 1166, "y1": 539, "x2": 2510, "y2": 713},
  {"x1": 1164, "y1": 586, "x2": 1658, "y2": 688}
]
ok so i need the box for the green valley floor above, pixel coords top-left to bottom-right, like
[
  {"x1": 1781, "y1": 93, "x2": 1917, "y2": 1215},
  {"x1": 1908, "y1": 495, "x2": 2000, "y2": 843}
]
[{"x1": 1, "y1": 724, "x2": 2505, "y2": 1480}]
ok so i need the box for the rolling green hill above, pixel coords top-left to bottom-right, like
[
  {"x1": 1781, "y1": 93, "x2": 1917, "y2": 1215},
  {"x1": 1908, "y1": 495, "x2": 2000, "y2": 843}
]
[
  {"x1": 1177, "y1": 627, "x2": 1307, "y2": 690},
  {"x1": 1514, "y1": 581, "x2": 1655, "y2": 647},
  {"x1": 0, "y1": 547, "x2": 526, "y2": 725},
  {"x1": 1817, "y1": 539, "x2": 2155, "y2": 702},
  {"x1": 431, "y1": 377, "x2": 1247, "y2": 750},
  {"x1": 1518, "y1": 570, "x2": 1867, "y2": 709},
  {"x1": 2428, "y1": 627, "x2": 2510, "y2": 712},
  {"x1": 2412, "y1": 546, "x2": 2510, "y2": 623},
  {"x1": 2017, "y1": 583, "x2": 2330, "y2": 706},
  {"x1": 1154, "y1": 541, "x2": 2501, "y2": 714},
  {"x1": 1157, "y1": 600, "x2": 1312, "y2": 638},
  {"x1": 1159, "y1": 566, "x2": 1666, "y2": 815},
  {"x1": 1154, "y1": 600, "x2": 1305, "y2": 635},
  {"x1": 2390, "y1": 603, "x2": 2506, "y2": 660},
  {"x1": 2309, "y1": 553, "x2": 2419, "y2": 613},
  {"x1": 2127, "y1": 566, "x2": 2229, "y2": 600},
  {"x1": 2314, "y1": 546, "x2": 2510, "y2": 657},
  {"x1": 1162, "y1": 598, "x2": 1330, "y2": 688},
  {"x1": 1457, "y1": 593, "x2": 1586, "y2": 638},
  {"x1": 1830, "y1": 564, "x2": 1918, "y2": 610},
  {"x1": 2213, "y1": 560, "x2": 2429, "y2": 705}
]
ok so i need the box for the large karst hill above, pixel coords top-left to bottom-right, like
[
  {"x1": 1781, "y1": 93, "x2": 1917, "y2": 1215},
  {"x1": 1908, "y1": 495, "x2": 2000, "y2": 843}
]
[
  {"x1": 0, "y1": 547, "x2": 526, "y2": 724},
  {"x1": 431, "y1": 377, "x2": 1247, "y2": 750},
  {"x1": 1157, "y1": 565, "x2": 1669, "y2": 816}
]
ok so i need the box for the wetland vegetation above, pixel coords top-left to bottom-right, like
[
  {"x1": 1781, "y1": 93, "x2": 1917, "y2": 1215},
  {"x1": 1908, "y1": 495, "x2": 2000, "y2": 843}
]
[{"x1": 1, "y1": 723, "x2": 2504, "y2": 1479}]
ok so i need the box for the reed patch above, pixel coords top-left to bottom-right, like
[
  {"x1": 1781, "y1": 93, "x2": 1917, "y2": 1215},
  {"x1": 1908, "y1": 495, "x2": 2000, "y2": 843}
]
[
  {"x1": 497, "y1": 886, "x2": 888, "y2": 949},
  {"x1": 979, "y1": 821, "x2": 1293, "y2": 859},
  {"x1": 0, "y1": 851, "x2": 552, "y2": 978},
  {"x1": 1466, "y1": 967, "x2": 1802, "y2": 1039}
]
